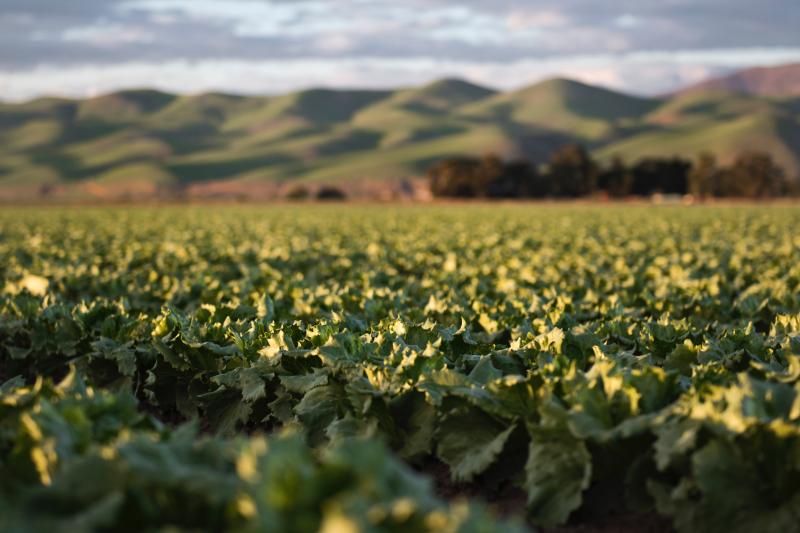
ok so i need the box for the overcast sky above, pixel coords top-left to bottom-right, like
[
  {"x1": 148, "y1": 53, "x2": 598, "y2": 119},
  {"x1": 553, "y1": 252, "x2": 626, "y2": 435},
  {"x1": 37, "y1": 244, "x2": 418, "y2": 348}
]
[{"x1": 1, "y1": 0, "x2": 799, "y2": 101}]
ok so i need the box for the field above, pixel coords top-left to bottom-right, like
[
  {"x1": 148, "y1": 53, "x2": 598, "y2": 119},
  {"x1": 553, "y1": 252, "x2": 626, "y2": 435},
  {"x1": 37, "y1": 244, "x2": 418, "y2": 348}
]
[{"x1": 2, "y1": 205, "x2": 800, "y2": 532}]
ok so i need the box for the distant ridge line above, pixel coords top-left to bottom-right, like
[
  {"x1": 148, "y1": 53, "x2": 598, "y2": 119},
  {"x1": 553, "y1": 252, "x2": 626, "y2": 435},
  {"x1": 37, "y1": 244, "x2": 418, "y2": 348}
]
[{"x1": 1, "y1": 63, "x2": 799, "y2": 197}]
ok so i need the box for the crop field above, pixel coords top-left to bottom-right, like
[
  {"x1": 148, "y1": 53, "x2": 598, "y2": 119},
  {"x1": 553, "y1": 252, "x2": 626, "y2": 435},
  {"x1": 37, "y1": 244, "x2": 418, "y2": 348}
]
[{"x1": 2, "y1": 205, "x2": 800, "y2": 532}]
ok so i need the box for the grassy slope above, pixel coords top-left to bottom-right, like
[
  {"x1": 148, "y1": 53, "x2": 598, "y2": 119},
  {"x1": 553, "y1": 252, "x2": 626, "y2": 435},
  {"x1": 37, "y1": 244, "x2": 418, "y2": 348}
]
[
  {"x1": 458, "y1": 78, "x2": 662, "y2": 143},
  {"x1": 598, "y1": 92, "x2": 800, "y2": 176},
  {"x1": 1, "y1": 78, "x2": 799, "y2": 187}
]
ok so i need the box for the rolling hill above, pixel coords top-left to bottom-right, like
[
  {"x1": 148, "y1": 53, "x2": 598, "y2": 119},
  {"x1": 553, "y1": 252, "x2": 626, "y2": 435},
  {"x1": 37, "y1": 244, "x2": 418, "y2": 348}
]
[
  {"x1": 2, "y1": 65, "x2": 800, "y2": 198},
  {"x1": 459, "y1": 78, "x2": 660, "y2": 142},
  {"x1": 598, "y1": 90, "x2": 800, "y2": 176}
]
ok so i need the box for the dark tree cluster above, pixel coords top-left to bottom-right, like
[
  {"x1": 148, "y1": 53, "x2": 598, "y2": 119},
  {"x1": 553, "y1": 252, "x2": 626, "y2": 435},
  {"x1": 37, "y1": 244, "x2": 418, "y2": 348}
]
[
  {"x1": 428, "y1": 155, "x2": 546, "y2": 198},
  {"x1": 428, "y1": 144, "x2": 793, "y2": 199},
  {"x1": 705, "y1": 152, "x2": 790, "y2": 198},
  {"x1": 284, "y1": 184, "x2": 348, "y2": 201}
]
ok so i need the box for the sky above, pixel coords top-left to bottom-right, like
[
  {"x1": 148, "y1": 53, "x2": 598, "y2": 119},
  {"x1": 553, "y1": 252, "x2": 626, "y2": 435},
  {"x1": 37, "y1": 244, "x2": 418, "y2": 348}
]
[{"x1": 1, "y1": 0, "x2": 799, "y2": 101}]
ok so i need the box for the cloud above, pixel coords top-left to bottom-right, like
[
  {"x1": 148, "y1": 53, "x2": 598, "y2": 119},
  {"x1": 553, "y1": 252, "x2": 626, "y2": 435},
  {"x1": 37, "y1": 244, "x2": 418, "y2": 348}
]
[
  {"x1": 506, "y1": 10, "x2": 569, "y2": 30},
  {"x1": 57, "y1": 24, "x2": 156, "y2": 46},
  {"x1": 614, "y1": 14, "x2": 641, "y2": 29},
  {"x1": 0, "y1": 0, "x2": 798, "y2": 98},
  {"x1": 3, "y1": 47, "x2": 800, "y2": 102}
]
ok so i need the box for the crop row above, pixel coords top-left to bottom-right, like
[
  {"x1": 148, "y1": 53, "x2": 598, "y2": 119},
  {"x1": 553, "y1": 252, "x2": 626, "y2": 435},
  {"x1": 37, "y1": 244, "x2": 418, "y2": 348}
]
[{"x1": 2, "y1": 206, "x2": 800, "y2": 531}]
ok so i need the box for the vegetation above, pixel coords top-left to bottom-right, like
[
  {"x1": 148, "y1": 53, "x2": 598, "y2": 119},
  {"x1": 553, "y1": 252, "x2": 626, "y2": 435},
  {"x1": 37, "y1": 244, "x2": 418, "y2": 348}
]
[
  {"x1": 284, "y1": 184, "x2": 311, "y2": 201},
  {"x1": 547, "y1": 144, "x2": 598, "y2": 197},
  {"x1": 716, "y1": 151, "x2": 789, "y2": 198},
  {"x1": 1, "y1": 77, "x2": 799, "y2": 195},
  {"x1": 428, "y1": 155, "x2": 542, "y2": 198},
  {"x1": 315, "y1": 186, "x2": 348, "y2": 201},
  {"x1": 428, "y1": 146, "x2": 792, "y2": 199},
  {"x1": 2, "y1": 205, "x2": 800, "y2": 531}
]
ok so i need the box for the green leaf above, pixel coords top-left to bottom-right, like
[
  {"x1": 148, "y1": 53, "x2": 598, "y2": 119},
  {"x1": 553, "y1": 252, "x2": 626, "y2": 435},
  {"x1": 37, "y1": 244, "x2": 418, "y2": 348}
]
[
  {"x1": 660, "y1": 437, "x2": 800, "y2": 533},
  {"x1": 436, "y1": 406, "x2": 516, "y2": 482},
  {"x1": 241, "y1": 371, "x2": 267, "y2": 403},
  {"x1": 468, "y1": 356, "x2": 503, "y2": 385},
  {"x1": 279, "y1": 369, "x2": 328, "y2": 394},
  {"x1": 200, "y1": 388, "x2": 253, "y2": 435},
  {"x1": 524, "y1": 427, "x2": 592, "y2": 527},
  {"x1": 294, "y1": 384, "x2": 347, "y2": 445},
  {"x1": 653, "y1": 418, "x2": 700, "y2": 470},
  {"x1": 90, "y1": 337, "x2": 137, "y2": 377},
  {"x1": 390, "y1": 392, "x2": 437, "y2": 461}
]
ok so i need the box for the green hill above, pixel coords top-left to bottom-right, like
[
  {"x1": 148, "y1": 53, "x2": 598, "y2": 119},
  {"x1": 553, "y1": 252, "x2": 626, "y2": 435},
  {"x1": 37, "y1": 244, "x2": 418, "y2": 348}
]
[
  {"x1": 1, "y1": 76, "x2": 799, "y2": 196},
  {"x1": 459, "y1": 78, "x2": 661, "y2": 142},
  {"x1": 599, "y1": 91, "x2": 800, "y2": 177},
  {"x1": 77, "y1": 89, "x2": 177, "y2": 122}
]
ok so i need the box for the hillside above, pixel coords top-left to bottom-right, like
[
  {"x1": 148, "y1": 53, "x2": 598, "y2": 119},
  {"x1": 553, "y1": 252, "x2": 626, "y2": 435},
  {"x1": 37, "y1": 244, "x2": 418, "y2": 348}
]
[
  {"x1": 2, "y1": 70, "x2": 800, "y2": 198},
  {"x1": 459, "y1": 78, "x2": 660, "y2": 142},
  {"x1": 598, "y1": 90, "x2": 800, "y2": 177},
  {"x1": 675, "y1": 63, "x2": 800, "y2": 97}
]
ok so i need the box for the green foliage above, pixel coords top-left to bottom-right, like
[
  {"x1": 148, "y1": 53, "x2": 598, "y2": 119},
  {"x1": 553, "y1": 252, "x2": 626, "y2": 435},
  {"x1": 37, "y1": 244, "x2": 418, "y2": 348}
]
[
  {"x1": 429, "y1": 145, "x2": 789, "y2": 199},
  {"x1": 0, "y1": 374, "x2": 519, "y2": 532},
  {"x1": 2, "y1": 205, "x2": 800, "y2": 531},
  {"x1": 715, "y1": 150, "x2": 789, "y2": 197},
  {"x1": 524, "y1": 427, "x2": 591, "y2": 527},
  {"x1": 547, "y1": 143, "x2": 598, "y2": 197},
  {"x1": 315, "y1": 186, "x2": 347, "y2": 201},
  {"x1": 427, "y1": 155, "x2": 542, "y2": 198}
]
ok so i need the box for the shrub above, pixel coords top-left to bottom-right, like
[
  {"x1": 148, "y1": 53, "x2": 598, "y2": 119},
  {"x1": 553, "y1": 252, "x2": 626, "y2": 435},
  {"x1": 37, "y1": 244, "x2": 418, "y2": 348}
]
[
  {"x1": 285, "y1": 184, "x2": 311, "y2": 201},
  {"x1": 316, "y1": 186, "x2": 347, "y2": 201}
]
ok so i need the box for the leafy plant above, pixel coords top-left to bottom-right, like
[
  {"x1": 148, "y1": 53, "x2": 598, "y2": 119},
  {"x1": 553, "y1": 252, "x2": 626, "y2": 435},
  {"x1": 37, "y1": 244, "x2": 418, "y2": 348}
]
[{"x1": 2, "y1": 205, "x2": 800, "y2": 530}]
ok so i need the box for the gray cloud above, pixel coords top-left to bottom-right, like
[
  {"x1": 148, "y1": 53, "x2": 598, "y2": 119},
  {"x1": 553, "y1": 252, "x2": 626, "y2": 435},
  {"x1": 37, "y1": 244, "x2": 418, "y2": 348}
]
[{"x1": 0, "y1": 0, "x2": 798, "y2": 98}]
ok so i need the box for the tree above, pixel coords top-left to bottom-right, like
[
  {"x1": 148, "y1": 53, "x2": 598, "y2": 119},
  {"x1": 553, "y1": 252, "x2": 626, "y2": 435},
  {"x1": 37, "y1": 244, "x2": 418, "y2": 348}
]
[
  {"x1": 486, "y1": 159, "x2": 545, "y2": 198},
  {"x1": 629, "y1": 157, "x2": 691, "y2": 196},
  {"x1": 285, "y1": 184, "x2": 311, "y2": 201},
  {"x1": 428, "y1": 156, "x2": 490, "y2": 198},
  {"x1": 688, "y1": 152, "x2": 718, "y2": 200},
  {"x1": 316, "y1": 186, "x2": 347, "y2": 201},
  {"x1": 598, "y1": 155, "x2": 632, "y2": 197},
  {"x1": 715, "y1": 151, "x2": 787, "y2": 198},
  {"x1": 427, "y1": 154, "x2": 542, "y2": 198},
  {"x1": 547, "y1": 144, "x2": 598, "y2": 197}
]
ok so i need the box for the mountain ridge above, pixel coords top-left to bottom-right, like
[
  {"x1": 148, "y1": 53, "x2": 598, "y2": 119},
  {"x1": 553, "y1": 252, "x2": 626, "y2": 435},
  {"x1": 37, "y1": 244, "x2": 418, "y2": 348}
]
[
  {"x1": 673, "y1": 63, "x2": 800, "y2": 97},
  {"x1": 2, "y1": 67, "x2": 800, "y2": 197}
]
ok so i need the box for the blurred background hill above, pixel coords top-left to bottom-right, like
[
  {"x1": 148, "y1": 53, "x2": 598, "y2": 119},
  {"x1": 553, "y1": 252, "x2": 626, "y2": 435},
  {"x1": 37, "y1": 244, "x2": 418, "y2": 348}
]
[{"x1": 2, "y1": 63, "x2": 800, "y2": 201}]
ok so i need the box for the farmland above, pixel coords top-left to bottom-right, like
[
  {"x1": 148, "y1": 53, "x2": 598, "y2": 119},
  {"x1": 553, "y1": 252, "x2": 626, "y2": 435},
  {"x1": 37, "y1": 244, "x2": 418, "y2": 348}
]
[{"x1": 2, "y1": 205, "x2": 800, "y2": 531}]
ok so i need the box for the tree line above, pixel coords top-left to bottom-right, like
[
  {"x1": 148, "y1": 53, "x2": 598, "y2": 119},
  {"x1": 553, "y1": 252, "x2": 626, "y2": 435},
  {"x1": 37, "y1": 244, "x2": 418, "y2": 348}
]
[{"x1": 428, "y1": 144, "x2": 794, "y2": 199}]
